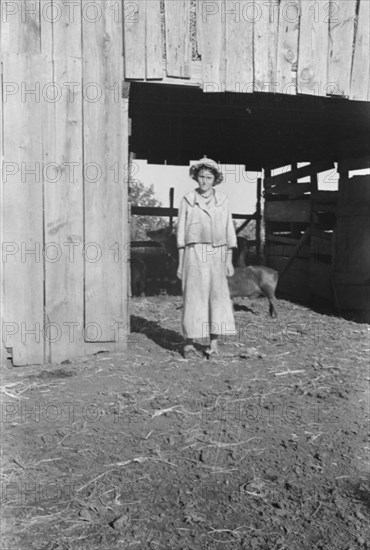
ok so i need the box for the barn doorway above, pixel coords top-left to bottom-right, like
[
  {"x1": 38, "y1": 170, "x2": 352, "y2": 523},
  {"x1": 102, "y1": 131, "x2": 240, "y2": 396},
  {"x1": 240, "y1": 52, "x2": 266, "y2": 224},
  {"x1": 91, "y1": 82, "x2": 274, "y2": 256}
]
[{"x1": 127, "y1": 82, "x2": 370, "y2": 316}]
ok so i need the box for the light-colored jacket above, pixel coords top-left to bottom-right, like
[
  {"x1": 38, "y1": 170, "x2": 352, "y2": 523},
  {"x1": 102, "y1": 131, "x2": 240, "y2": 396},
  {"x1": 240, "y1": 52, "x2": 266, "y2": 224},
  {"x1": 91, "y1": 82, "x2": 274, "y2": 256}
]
[{"x1": 177, "y1": 190, "x2": 237, "y2": 249}]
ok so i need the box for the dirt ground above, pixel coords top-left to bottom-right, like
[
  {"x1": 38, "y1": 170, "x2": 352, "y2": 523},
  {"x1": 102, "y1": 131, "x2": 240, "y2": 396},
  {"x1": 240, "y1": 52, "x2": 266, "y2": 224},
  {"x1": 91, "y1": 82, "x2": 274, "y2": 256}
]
[{"x1": 1, "y1": 295, "x2": 369, "y2": 550}]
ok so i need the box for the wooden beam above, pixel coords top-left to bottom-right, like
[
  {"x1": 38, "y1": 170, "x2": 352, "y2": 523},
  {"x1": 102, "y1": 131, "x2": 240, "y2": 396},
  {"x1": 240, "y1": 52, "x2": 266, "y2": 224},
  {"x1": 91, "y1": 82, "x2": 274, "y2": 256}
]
[
  {"x1": 264, "y1": 160, "x2": 334, "y2": 188},
  {"x1": 131, "y1": 206, "x2": 256, "y2": 221}
]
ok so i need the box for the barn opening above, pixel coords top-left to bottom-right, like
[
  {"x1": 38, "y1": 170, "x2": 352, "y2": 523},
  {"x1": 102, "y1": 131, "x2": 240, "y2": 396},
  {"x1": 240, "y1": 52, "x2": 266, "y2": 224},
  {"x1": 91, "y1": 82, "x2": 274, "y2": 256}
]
[{"x1": 128, "y1": 81, "x2": 370, "y2": 318}]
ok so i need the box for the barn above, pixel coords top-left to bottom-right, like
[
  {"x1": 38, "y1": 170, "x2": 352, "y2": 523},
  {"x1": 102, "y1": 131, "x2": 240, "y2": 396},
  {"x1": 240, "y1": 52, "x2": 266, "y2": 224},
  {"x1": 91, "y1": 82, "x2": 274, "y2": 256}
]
[{"x1": 1, "y1": 0, "x2": 369, "y2": 366}]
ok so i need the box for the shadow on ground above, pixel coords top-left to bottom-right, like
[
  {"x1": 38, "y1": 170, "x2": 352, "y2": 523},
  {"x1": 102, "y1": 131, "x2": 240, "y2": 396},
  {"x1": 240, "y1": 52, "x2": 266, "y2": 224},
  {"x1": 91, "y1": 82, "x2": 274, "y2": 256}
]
[{"x1": 130, "y1": 315, "x2": 183, "y2": 352}]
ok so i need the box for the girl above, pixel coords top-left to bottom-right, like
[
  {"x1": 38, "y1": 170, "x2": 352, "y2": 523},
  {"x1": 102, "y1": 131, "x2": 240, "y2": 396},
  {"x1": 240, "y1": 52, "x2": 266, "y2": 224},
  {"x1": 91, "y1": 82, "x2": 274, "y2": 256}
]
[{"x1": 177, "y1": 158, "x2": 237, "y2": 358}]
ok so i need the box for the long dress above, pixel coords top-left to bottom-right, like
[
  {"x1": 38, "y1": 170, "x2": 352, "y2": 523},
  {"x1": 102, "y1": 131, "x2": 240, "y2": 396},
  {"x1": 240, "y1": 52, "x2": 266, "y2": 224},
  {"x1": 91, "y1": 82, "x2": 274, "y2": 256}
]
[{"x1": 180, "y1": 192, "x2": 236, "y2": 342}]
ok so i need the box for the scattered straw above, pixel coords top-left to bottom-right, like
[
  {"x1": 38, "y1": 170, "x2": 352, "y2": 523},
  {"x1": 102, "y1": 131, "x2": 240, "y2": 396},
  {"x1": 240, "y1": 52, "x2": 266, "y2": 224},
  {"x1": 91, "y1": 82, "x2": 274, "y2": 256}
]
[{"x1": 274, "y1": 369, "x2": 306, "y2": 376}]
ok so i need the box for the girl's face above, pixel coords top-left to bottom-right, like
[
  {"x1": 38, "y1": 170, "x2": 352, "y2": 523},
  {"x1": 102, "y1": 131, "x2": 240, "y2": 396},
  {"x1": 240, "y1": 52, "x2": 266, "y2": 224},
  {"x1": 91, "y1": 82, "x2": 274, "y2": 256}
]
[{"x1": 197, "y1": 169, "x2": 215, "y2": 194}]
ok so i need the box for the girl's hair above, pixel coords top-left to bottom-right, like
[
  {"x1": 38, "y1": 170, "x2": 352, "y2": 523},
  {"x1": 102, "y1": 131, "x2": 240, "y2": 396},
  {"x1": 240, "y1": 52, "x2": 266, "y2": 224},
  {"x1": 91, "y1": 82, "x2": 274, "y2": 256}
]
[{"x1": 192, "y1": 164, "x2": 218, "y2": 180}]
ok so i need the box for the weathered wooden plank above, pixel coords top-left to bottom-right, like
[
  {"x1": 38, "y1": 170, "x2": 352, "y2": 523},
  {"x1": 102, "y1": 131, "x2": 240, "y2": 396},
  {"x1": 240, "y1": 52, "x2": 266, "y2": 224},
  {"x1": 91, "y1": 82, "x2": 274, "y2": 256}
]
[
  {"x1": 276, "y1": 0, "x2": 300, "y2": 94},
  {"x1": 43, "y1": 7, "x2": 85, "y2": 363},
  {"x1": 83, "y1": 0, "x2": 128, "y2": 343},
  {"x1": 146, "y1": 0, "x2": 163, "y2": 79},
  {"x1": 2, "y1": 54, "x2": 44, "y2": 365},
  {"x1": 264, "y1": 160, "x2": 334, "y2": 188},
  {"x1": 196, "y1": 0, "x2": 203, "y2": 55},
  {"x1": 265, "y1": 200, "x2": 311, "y2": 223},
  {"x1": 51, "y1": 0, "x2": 83, "y2": 57},
  {"x1": 165, "y1": 0, "x2": 191, "y2": 78},
  {"x1": 328, "y1": 0, "x2": 357, "y2": 97},
  {"x1": 124, "y1": 0, "x2": 145, "y2": 78},
  {"x1": 254, "y1": 0, "x2": 279, "y2": 92},
  {"x1": 298, "y1": 0, "x2": 329, "y2": 96},
  {"x1": 350, "y1": 0, "x2": 369, "y2": 101},
  {"x1": 225, "y1": 0, "x2": 253, "y2": 92},
  {"x1": 199, "y1": 0, "x2": 225, "y2": 90},
  {"x1": 264, "y1": 181, "x2": 312, "y2": 198},
  {"x1": 1, "y1": 0, "x2": 41, "y2": 53},
  {"x1": 0, "y1": 50, "x2": 4, "y2": 365}
]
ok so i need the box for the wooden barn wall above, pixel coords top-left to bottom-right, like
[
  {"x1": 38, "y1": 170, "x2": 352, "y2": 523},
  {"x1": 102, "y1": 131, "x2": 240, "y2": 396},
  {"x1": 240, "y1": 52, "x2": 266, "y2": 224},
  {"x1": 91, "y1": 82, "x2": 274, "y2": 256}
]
[
  {"x1": 263, "y1": 161, "x2": 337, "y2": 303},
  {"x1": 123, "y1": 0, "x2": 369, "y2": 102},
  {"x1": 334, "y1": 175, "x2": 370, "y2": 312},
  {"x1": 1, "y1": 1, "x2": 129, "y2": 365},
  {"x1": 263, "y1": 158, "x2": 370, "y2": 315}
]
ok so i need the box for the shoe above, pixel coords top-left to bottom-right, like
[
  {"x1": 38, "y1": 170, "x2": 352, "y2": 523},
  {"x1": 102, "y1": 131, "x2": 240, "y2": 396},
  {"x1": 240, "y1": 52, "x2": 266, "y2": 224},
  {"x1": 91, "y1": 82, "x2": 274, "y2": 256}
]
[
  {"x1": 183, "y1": 345, "x2": 202, "y2": 359},
  {"x1": 204, "y1": 348, "x2": 220, "y2": 360}
]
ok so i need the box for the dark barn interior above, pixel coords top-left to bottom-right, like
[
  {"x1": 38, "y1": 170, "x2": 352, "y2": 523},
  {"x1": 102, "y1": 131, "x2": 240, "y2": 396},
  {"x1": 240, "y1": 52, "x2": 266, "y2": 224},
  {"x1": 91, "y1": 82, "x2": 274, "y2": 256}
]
[{"x1": 129, "y1": 82, "x2": 370, "y2": 168}]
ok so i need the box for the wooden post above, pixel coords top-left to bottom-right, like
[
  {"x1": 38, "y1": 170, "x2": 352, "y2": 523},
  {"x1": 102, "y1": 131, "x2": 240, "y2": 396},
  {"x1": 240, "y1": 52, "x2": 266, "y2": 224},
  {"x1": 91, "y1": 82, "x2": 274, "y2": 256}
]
[
  {"x1": 263, "y1": 168, "x2": 271, "y2": 243},
  {"x1": 169, "y1": 187, "x2": 174, "y2": 230},
  {"x1": 128, "y1": 152, "x2": 137, "y2": 299},
  {"x1": 290, "y1": 162, "x2": 301, "y2": 239},
  {"x1": 309, "y1": 168, "x2": 319, "y2": 230},
  {"x1": 256, "y1": 177, "x2": 262, "y2": 263}
]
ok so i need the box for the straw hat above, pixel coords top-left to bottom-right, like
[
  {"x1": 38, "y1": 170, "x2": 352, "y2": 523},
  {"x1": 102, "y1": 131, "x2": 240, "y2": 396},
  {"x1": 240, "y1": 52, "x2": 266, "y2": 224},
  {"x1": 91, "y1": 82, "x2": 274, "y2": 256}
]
[{"x1": 189, "y1": 157, "x2": 223, "y2": 185}]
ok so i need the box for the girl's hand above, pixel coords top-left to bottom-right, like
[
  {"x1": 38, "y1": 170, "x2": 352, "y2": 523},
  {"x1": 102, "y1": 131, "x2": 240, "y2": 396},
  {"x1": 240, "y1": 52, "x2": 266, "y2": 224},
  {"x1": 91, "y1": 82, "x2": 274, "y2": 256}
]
[
  {"x1": 226, "y1": 260, "x2": 234, "y2": 277},
  {"x1": 177, "y1": 248, "x2": 184, "y2": 280},
  {"x1": 226, "y1": 249, "x2": 234, "y2": 277}
]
